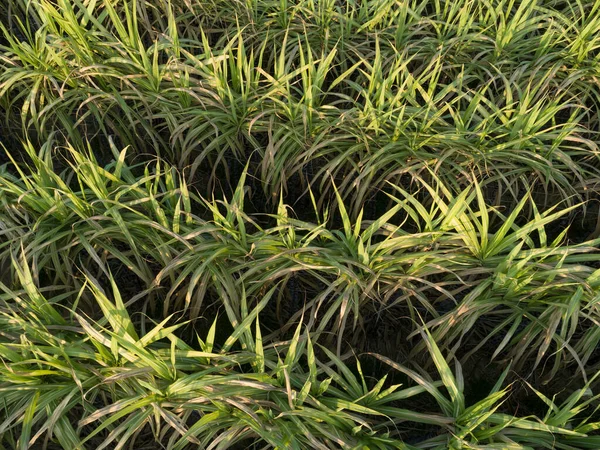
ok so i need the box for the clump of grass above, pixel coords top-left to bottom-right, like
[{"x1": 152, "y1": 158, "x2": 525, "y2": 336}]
[
  {"x1": 2, "y1": 258, "x2": 600, "y2": 449},
  {"x1": 2, "y1": 0, "x2": 600, "y2": 210},
  {"x1": 3, "y1": 142, "x2": 600, "y2": 378},
  {"x1": 2, "y1": 0, "x2": 600, "y2": 448}
]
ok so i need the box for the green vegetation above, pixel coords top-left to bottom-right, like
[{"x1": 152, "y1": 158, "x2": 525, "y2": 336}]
[{"x1": 1, "y1": 0, "x2": 600, "y2": 448}]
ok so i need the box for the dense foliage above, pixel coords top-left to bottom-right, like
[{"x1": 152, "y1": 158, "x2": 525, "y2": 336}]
[{"x1": 1, "y1": 0, "x2": 600, "y2": 448}]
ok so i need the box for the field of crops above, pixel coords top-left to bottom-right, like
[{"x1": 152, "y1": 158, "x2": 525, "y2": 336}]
[{"x1": 1, "y1": 0, "x2": 600, "y2": 448}]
